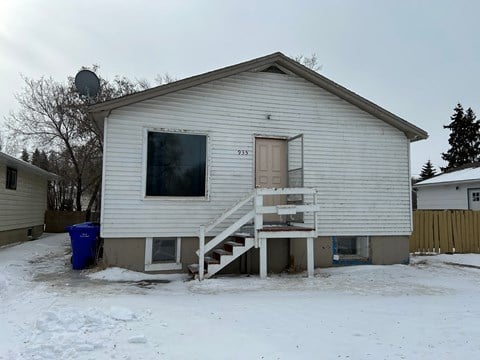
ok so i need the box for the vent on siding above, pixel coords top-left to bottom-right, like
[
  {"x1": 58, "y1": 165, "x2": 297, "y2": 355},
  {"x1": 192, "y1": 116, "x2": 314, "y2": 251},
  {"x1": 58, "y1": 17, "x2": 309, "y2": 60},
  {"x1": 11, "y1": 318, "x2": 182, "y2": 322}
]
[{"x1": 261, "y1": 66, "x2": 287, "y2": 74}]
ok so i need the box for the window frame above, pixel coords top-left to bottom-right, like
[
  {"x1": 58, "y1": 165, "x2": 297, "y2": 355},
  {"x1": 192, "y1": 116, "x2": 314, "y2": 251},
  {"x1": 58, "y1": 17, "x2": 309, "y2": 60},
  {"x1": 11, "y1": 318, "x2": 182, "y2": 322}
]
[
  {"x1": 6, "y1": 167, "x2": 17, "y2": 190},
  {"x1": 144, "y1": 237, "x2": 182, "y2": 271},
  {"x1": 142, "y1": 128, "x2": 209, "y2": 201},
  {"x1": 332, "y1": 235, "x2": 371, "y2": 265}
]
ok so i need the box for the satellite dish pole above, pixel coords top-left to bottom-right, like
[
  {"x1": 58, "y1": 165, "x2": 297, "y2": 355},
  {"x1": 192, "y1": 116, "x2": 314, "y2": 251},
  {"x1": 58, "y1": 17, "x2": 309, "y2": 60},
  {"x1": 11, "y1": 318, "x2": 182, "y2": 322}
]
[{"x1": 74, "y1": 69, "x2": 100, "y2": 102}]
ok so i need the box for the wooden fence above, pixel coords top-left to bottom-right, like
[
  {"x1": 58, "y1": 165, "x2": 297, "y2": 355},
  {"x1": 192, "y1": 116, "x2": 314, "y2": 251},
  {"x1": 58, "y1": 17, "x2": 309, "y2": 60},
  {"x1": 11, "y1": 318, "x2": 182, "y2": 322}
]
[
  {"x1": 410, "y1": 210, "x2": 480, "y2": 253},
  {"x1": 45, "y1": 211, "x2": 100, "y2": 233}
]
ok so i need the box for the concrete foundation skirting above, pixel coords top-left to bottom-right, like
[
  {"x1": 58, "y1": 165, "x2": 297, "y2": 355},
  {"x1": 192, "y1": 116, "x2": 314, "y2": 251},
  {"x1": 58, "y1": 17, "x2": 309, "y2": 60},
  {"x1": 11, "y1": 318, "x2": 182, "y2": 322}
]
[
  {"x1": 102, "y1": 235, "x2": 410, "y2": 274},
  {"x1": 370, "y1": 236, "x2": 410, "y2": 265},
  {"x1": 0, "y1": 225, "x2": 44, "y2": 247}
]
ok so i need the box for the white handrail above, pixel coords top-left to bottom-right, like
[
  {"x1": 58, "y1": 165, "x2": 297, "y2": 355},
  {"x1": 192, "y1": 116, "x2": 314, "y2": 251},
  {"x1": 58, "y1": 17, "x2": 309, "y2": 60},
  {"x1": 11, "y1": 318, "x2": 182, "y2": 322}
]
[
  {"x1": 202, "y1": 209, "x2": 255, "y2": 255},
  {"x1": 255, "y1": 187, "x2": 316, "y2": 195},
  {"x1": 197, "y1": 187, "x2": 320, "y2": 280},
  {"x1": 199, "y1": 225, "x2": 205, "y2": 281},
  {"x1": 205, "y1": 190, "x2": 255, "y2": 233}
]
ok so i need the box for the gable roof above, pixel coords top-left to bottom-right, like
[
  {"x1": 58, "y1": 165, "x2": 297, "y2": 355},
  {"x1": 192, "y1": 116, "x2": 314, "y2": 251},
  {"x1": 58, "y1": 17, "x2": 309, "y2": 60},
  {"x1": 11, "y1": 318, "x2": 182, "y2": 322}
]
[
  {"x1": 416, "y1": 166, "x2": 480, "y2": 187},
  {"x1": 89, "y1": 52, "x2": 428, "y2": 142},
  {"x1": 0, "y1": 151, "x2": 58, "y2": 180}
]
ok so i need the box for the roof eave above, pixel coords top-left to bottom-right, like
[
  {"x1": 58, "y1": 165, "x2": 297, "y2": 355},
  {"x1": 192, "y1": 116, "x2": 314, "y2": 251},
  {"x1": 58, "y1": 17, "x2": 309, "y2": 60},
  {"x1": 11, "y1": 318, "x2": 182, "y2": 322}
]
[
  {"x1": 1, "y1": 152, "x2": 59, "y2": 180},
  {"x1": 89, "y1": 52, "x2": 286, "y2": 113},
  {"x1": 415, "y1": 178, "x2": 480, "y2": 187},
  {"x1": 88, "y1": 52, "x2": 428, "y2": 141},
  {"x1": 272, "y1": 56, "x2": 428, "y2": 141}
]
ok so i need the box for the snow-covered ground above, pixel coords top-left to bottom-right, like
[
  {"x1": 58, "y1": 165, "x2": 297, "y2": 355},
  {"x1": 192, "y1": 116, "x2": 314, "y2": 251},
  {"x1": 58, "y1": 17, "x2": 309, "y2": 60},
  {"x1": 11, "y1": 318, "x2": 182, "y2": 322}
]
[{"x1": 1, "y1": 233, "x2": 480, "y2": 359}]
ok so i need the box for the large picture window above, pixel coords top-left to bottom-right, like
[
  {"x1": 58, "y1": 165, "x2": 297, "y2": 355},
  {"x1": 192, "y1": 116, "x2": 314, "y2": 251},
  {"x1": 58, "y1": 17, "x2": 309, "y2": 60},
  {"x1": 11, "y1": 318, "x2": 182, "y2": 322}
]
[{"x1": 146, "y1": 132, "x2": 207, "y2": 197}]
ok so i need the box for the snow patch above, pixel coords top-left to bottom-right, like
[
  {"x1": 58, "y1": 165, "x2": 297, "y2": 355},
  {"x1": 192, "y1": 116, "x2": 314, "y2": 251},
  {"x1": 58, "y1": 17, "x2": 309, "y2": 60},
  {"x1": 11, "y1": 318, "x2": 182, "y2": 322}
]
[
  {"x1": 109, "y1": 306, "x2": 135, "y2": 321},
  {"x1": 2, "y1": 234, "x2": 480, "y2": 359},
  {"x1": 0, "y1": 273, "x2": 8, "y2": 295},
  {"x1": 128, "y1": 335, "x2": 147, "y2": 344},
  {"x1": 87, "y1": 267, "x2": 187, "y2": 282},
  {"x1": 24, "y1": 306, "x2": 140, "y2": 359}
]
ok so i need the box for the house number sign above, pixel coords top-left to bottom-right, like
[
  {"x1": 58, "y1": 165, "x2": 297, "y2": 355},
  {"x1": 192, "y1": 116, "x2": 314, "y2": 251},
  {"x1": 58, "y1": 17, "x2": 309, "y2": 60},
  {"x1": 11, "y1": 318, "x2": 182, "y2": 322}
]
[{"x1": 237, "y1": 150, "x2": 249, "y2": 155}]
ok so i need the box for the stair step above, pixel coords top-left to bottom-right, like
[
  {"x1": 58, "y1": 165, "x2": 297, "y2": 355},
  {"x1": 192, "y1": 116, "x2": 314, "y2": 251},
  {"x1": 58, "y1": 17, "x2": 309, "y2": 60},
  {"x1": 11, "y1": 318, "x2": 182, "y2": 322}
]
[
  {"x1": 231, "y1": 234, "x2": 252, "y2": 245},
  {"x1": 212, "y1": 249, "x2": 232, "y2": 261},
  {"x1": 225, "y1": 240, "x2": 244, "y2": 246},
  {"x1": 233, "y1": 232, "x2": 253, "y2": 238},
  {"x1": 188, "y1": 264, "x2": 200, "y2": 274},
  {"x1": 204, "y1": 256, "x2": 219, "y2": 265},
  {"x1": 224, "y1": 241, "x2": 244, "y2": 252}
]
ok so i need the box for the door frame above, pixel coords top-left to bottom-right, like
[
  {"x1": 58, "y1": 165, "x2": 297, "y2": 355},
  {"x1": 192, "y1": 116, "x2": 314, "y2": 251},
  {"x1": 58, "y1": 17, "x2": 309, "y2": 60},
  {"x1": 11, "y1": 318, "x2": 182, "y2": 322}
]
[
  {"x1": 467, "y1": 187, "x2": 480, "y2": 210},
  {"x1": 252, "y1": 135, "x2": 288, "y2": 189}
]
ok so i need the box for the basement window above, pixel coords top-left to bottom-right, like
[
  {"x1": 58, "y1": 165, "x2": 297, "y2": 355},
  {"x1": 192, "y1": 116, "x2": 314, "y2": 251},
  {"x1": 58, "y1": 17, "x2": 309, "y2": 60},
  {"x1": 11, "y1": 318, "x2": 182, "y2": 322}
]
[
  {"x1": 146, "y1": 131, "x2": 207, "y2": 197},
  {"x1": 153, "y1": 238, "x2": 177, "y2": 262},
  {"x1": 333, "y1": 236, "x2": 370, "y2": 264},
  {"x1": 6, "y1": 167, "x2": 17, "y2": 190},
  {"x1": 144, "y1": 237, "x2": 182, "y2": 271}
]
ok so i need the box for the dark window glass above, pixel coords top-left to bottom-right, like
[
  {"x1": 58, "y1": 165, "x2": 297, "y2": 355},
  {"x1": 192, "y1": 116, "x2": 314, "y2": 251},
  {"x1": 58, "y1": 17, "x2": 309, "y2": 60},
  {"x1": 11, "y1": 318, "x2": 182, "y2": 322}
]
[
  {"x1": 6, "y1": 167, "x2": 17, "y2": 190},
  {"x1": 152, "y1": 238, "x2": 176, "y2": 262},
  {"x1": 146, "y1": 132, "x2": 206, "y2": 196},
  {"x1": 337, "y1": 236, "x2": 357, "y2": 255}
]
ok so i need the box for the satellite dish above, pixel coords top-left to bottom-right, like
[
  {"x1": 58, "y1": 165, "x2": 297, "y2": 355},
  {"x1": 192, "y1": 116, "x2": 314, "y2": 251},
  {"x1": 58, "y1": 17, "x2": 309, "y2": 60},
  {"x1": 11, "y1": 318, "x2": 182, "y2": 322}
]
[{"x1": 75, "y1": 69, "x2": 100, "y2": 98}]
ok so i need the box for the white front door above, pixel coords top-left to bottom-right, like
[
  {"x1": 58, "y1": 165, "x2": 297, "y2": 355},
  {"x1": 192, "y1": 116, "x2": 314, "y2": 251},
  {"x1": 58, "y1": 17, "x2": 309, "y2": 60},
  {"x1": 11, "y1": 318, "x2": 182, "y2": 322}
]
[{"x1": 468, "y1": 188, "x2": 480, "y2": 210}]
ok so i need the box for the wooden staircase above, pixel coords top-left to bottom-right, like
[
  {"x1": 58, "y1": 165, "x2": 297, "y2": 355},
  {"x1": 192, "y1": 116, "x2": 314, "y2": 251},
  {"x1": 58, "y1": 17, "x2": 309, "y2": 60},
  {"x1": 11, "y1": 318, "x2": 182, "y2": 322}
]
[
  {"x1": 191, "y1": 188, "x2": 320, "y2": 280},
  {"x1": 188, "y1": 231, "x2": 254, "y2": 278}
]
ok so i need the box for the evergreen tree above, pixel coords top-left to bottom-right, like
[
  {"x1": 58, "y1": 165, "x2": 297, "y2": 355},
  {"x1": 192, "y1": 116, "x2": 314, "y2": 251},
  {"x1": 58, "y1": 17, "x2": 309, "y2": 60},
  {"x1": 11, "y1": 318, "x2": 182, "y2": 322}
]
[
  {"x1": 31, "y1": 148, "x2": 41, "y2": 167},
  {"x1": 20, "y1": 148, "x2": 29, "y2": 162},
  {"x1": 31, "y1": 148, "x2": 50, "y2": 170},
  {"x1": 419, "y1": 160, "x2": 437, "y2": 180},
  {"x1": 441, "y1": 104, "x2": 480, "y2": 170}
]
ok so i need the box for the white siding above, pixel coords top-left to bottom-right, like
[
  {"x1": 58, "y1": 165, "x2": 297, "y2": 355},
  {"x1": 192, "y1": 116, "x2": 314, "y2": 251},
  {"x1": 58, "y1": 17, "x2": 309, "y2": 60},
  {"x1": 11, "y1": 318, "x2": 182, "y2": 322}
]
[
  {"x1": 102, "y1": 71, "x2": 411, "y2": 238},
  {"x1": 0, "y1": 160, "x2": 48, "y2": 231},
  {"x1": 417, "y1": 181, "x2": 480, "y2": 210}
]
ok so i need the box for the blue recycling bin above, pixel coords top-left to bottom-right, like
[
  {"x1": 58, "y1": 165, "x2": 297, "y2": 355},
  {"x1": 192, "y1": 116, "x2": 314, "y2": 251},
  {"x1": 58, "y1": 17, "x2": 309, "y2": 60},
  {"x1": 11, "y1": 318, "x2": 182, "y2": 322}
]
[{"x1": 66, "y1": 222, "x2": 100, "y2": 270}]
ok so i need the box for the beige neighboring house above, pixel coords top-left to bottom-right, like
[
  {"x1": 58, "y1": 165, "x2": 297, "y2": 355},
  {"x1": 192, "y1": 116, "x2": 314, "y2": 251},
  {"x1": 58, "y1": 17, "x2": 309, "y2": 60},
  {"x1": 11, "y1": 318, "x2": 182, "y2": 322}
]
[
  {"x1": 90, "y1": 52, "x2": 428, "y2": 279},
  {"x1": 0, "y1": 151, "x2": 57, "y2": 246}
]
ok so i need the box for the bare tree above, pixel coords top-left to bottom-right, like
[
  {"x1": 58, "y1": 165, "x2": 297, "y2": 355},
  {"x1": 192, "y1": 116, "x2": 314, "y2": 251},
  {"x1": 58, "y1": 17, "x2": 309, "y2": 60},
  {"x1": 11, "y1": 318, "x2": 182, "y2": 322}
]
[
  {"x1": 292, "y1": 53, "x2": 323, "y2": 72},
  {"x1": 154, "y1": 73, "x2": 177, "y2": 85},
  {"x1": 0, "y1": 129, "x2": 19, "y2": 155},
  {"x1": 6, "y1": 69, "x2": 147, "y2": 212}
]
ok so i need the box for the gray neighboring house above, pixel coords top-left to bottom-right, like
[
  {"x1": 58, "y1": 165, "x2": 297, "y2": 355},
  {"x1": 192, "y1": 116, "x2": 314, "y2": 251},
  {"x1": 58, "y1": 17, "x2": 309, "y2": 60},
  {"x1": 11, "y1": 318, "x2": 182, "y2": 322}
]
[
  {"x1": 90, "y1": 52, "x2": 428, "y2": 277},
  {"x1": 0, "y1": 151, "x2": 57, "y2": 246},
  {"x1": 416, "y1": 164, "x2": 480, "y2": 210}
]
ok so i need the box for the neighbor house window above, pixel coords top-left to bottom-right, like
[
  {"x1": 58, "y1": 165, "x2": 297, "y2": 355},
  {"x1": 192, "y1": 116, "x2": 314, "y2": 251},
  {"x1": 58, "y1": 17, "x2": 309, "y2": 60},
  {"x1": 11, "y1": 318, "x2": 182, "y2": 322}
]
[
  {"x1": 472, "y1": 192, "x2": 480, "y2": 202},
  {"x1": 144, "y1": 237, "x2": 182, "y2": 271},
  {"x1": 146, "y1": 131, "x2": 207, "y2": 197},
  {"x1": 6, "y1": 167, "x2": 17, "y2": 190},
  {"x1": 333, "y1": 236, "x2": 370, "y2": 263}
]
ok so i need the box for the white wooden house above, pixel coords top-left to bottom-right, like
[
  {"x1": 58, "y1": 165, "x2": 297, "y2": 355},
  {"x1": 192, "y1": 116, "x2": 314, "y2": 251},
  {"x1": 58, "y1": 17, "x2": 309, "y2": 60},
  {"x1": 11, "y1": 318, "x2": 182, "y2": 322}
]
[
  {"x1": 0, "y1": 151, "x2": 57, "y2": 246},
  {"x1": 89, "y1": 52, "x2": 427, "y2": 278},
  {"x1": 416, "y1": 164, "x2": 480, "y2": 210}
]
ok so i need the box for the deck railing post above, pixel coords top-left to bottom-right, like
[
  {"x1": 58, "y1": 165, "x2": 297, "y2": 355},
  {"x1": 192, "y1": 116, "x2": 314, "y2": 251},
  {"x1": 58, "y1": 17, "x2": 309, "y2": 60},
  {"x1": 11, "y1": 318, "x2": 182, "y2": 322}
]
[
  {"x1": 259, "y1": 237, "x2": 267, "y2": 279},
  {"x1": 199, "y1": 225, "x2": 205, "y2": 281},
  {"x1": 307, "y1": 237, "x2": 314, "y2": 278},
  {"x1": 254, "y1": 191, "x2": 263, "y2": 248}
]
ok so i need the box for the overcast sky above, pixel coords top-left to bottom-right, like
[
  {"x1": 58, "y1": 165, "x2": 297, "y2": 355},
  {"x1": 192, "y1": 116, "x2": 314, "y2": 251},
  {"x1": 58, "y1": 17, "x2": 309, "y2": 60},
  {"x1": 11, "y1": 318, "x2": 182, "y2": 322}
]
[{"x1": 1, "y1": 0, "x2": 479, "y2": 175}]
